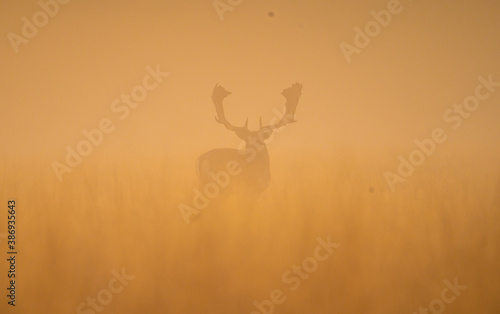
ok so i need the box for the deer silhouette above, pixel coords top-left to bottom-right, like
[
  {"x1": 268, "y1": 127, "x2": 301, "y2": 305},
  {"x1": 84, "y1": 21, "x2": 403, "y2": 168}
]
[{"x1": 196, "y1": 83, "x2": 302, "y2": 195}]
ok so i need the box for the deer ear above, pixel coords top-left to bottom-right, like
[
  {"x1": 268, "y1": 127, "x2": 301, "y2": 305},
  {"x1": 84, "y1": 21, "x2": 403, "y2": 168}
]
[{"x1": 260, "y1": 127, "x2": 273, "y2": 140}]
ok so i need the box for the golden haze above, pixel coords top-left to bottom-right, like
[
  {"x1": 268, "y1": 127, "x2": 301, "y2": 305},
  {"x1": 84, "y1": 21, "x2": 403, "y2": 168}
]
[{"x1": 1, "y1": 0, "x2": 500, "y2": 313}]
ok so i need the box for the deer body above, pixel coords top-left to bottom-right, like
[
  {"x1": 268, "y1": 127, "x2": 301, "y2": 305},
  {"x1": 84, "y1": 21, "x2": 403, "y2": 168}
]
[
  {"x1": 197, "y1": 83, "x2": 302, "y2": 195},
  {"x1": 197, "y1": 144, "x2": 271, "y2": 194}
]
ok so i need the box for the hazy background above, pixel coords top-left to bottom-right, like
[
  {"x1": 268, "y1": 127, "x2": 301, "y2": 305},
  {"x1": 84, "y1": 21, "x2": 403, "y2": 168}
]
[{"x1": 1, "y1": 0, "x2": 499, "y2": 313}]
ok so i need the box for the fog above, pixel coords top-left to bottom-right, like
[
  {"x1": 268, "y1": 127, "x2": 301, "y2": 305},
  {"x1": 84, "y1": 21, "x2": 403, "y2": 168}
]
[{"x1": 1, "y1": 0, "x2": 499, "y2": 313}]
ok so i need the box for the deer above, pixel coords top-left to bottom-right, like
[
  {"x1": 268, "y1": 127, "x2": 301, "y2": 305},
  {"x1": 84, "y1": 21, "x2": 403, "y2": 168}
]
[{"x1": 196, "y1": 82, "x2": 302, "y2": 196}]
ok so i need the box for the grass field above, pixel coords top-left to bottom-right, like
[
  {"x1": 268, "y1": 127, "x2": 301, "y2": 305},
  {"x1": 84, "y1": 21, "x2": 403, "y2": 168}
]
[{"x1": 1, "y1": 147, "x2": 499, "y2": 313}]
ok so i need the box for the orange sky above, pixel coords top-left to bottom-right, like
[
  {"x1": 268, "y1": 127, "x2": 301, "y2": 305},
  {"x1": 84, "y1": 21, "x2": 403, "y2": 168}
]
[{"x1": 1, "y1": 0, "x2": 499, "y2": 161}]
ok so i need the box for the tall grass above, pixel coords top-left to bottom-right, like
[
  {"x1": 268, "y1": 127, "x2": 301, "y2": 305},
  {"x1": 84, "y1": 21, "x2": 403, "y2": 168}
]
[{"x1": 1, "y1": 149, "x2": 499, "y2": 313}]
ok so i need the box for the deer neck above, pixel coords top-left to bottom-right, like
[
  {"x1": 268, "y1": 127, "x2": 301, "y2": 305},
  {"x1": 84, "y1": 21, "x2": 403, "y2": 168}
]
[{"x1": 252, "y1": 144, "x2": 269, "y2": 166}]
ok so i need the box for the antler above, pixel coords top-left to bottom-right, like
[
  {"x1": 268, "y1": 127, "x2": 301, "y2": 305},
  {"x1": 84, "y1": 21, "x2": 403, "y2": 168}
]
[
  {"x1": 211, "y1": 82, "x2": 302, "y2": 135},
  {"x1": 211, "y1": 83, "x2": 248, "y2": 132},
  {"x1": 261, "y1": 82, "x2": 302, "y2": 130}
]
